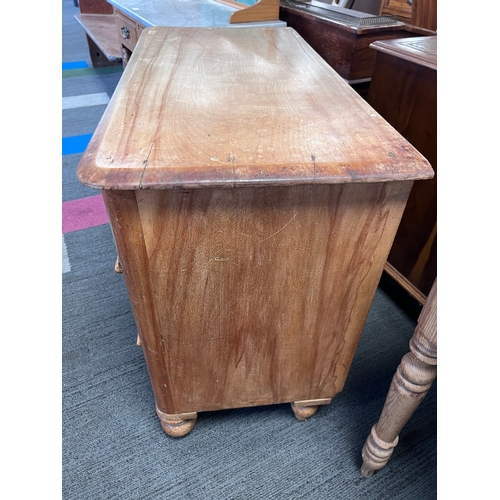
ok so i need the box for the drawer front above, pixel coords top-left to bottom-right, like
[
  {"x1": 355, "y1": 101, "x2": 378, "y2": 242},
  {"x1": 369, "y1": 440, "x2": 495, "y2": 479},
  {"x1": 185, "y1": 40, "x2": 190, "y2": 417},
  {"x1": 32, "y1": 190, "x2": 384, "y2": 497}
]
[{"x1": 115, "y1": 10, "x2": 139, "y2": 51}]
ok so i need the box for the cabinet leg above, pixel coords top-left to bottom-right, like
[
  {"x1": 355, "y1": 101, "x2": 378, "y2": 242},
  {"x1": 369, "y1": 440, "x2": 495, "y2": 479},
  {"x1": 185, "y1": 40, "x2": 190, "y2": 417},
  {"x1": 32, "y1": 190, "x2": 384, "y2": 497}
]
[
  {"x1": 156, "y1": 408, "x2": 197, "y2": 437},
  {"x1": 361, "y1": 279, "x2": 437, "y2": 477},
  {"x1": 291, "y1": 398, "x2": 332, "y2": 421},
  {"x1": 291, "y1": 403, "x2": 318, "y2": 420}
]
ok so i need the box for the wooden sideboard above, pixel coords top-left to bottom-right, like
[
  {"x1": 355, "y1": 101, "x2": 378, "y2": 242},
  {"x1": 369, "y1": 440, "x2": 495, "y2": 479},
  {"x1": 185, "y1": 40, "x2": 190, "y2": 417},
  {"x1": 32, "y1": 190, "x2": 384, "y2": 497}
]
[
  {"x1": 77, "y1": 27, "x2": 433, "y2": 436},
  {"x1": 368, "y1": 36, "x2": 437, "y2": 302},
  {"x1": 75, "y1": 0, "x2": 285, "y2": 68}
]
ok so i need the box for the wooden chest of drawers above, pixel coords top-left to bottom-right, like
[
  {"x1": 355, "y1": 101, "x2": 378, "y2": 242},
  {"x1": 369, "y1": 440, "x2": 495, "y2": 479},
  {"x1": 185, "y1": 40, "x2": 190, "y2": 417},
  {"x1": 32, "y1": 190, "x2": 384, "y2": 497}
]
[{"x1": 77, "y1": 27, "x2": 433, "y2": 436}]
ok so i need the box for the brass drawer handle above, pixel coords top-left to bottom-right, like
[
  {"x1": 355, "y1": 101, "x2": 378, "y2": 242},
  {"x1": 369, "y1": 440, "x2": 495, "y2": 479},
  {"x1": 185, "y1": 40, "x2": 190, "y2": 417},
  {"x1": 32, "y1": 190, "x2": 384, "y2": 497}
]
[{"x1": 121, "y1": 26, "x2": 130, "y2": 39}]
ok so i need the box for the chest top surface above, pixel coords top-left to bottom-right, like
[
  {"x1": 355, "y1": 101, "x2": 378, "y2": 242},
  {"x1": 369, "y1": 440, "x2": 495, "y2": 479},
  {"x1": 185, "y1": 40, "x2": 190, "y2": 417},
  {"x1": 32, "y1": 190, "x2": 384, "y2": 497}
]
[
  {"x1": 370, "y1": 36, "x2": 437, "y2": 70},
  {"x1": 77, "y1": 27, "x2": 434, "y2": 190}
]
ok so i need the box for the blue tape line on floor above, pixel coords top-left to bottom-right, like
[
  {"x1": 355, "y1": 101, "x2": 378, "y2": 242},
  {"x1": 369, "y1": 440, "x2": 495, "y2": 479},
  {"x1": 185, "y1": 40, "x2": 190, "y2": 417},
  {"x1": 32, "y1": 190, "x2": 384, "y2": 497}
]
[
  {"x1": 62, "y1": 134, "x2": 93, "y2": 155},
  {"x1": 62, "y1": 61, "x2": 90, "y2": 70}
]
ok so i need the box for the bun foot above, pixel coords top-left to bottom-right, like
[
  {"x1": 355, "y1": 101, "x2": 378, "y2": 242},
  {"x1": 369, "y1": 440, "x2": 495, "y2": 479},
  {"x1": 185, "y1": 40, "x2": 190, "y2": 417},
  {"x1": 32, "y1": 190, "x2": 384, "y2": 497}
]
[
  {"x1": 156, "y1": 408, "x2": 197, "y2": 437},
  {"x1": 291, "y1": 403, "x2": 318, "y2": 420},
  {"x1": 291, "y1": 398, "x2": 332, "y2": 421}
]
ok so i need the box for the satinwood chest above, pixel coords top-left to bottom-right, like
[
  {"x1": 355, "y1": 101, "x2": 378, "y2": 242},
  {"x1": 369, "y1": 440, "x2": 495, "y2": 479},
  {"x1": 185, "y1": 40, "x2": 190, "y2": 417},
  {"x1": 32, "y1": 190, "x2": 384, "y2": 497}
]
[{"x1": 77, "y1": 26, "x2": 433, "y2": 436}]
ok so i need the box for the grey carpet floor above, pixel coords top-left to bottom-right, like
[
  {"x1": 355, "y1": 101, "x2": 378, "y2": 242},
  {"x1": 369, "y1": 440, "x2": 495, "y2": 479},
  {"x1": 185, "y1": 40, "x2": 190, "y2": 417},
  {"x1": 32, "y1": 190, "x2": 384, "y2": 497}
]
[{"x1": 62, "y1": 1, "x2": 437, "y2": 497}]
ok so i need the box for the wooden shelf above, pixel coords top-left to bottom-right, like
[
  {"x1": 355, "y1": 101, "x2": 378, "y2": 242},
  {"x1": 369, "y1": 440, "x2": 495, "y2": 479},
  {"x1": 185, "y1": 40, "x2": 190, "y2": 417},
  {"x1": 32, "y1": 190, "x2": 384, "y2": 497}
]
[{"x1": 75, "y1": 13, "x2": 122, "y2": 63}]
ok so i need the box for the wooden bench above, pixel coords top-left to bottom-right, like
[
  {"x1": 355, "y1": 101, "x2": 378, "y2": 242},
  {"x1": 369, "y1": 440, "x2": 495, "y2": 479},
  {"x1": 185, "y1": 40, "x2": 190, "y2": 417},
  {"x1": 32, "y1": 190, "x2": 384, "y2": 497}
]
[{"x1": 75, "y1": 13, "x2": 122, "y2": 66}]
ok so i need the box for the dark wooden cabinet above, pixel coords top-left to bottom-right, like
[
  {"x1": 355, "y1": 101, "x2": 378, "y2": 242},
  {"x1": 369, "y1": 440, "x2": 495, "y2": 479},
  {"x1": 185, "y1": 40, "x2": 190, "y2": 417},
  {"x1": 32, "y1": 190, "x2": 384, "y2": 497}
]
[
  {"x1": 368, "y1": 36, "x2": 437, "y2": 301},
  {"x1": 278, "y1": 1, "x2": 435, "y2": 85}
]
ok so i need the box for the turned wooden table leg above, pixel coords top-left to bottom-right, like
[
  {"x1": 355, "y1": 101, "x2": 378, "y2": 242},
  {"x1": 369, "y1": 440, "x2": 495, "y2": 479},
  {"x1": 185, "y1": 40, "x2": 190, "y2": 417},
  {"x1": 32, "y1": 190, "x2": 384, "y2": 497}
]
[
  {"x1": 156, "y1": 408, "x2": 198, "y2": 438},
  {"x1": 361, "y1": 279, "x2": 437, "y2": 477},
  {"x1": 291, "y1": 398, "x2": 332, "y2": 421}
]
